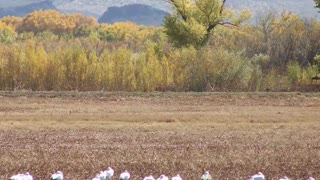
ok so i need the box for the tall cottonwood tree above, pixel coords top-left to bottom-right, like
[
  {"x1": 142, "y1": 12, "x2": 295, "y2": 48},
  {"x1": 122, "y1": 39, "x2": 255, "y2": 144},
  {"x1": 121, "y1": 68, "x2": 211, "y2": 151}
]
[{"x1": 164, "y1": 0, "x2": 251, "y2": 48}]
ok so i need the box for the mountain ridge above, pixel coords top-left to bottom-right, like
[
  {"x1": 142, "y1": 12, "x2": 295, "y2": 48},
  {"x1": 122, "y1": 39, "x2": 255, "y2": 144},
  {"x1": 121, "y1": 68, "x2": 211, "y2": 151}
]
[
  {"x1": 98, "y1": 4, "x2": 169, "y2": 26},
  {"x1": 52, "y1": 0, "x2": 320, "y2": 20},
  {"x1": 0, "y1": 1, "x2": 57, "y2": 18},
  {"x1": 0, "y1": 0, "x2": 319, "y2": 25}
]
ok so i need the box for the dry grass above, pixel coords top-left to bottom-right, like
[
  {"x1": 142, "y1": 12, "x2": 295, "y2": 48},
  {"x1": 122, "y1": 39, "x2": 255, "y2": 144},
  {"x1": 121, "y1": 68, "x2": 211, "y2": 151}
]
[{"x1": 1, "y1": 92, "x2": 320, "y2": 179}]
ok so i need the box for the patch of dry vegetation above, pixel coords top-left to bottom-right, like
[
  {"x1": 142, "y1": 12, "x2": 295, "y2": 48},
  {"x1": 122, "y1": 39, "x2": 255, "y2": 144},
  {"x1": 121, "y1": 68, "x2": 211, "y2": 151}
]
[{"x1": 0, "y1": 92, "x2": 320, "y2": 179}]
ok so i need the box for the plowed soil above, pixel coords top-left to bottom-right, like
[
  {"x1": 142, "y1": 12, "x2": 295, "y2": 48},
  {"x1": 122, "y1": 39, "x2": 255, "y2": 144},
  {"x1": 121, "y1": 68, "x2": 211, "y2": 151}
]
[{"x1": 1, "y1": 92, "x2": 320, "y2": 180}]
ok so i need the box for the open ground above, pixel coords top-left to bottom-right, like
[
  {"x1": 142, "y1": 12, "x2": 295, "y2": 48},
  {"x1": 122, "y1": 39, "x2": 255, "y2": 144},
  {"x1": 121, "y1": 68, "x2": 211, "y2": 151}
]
[{"x1": 1, "y1": 92, "x2": 320, "y2": 180}]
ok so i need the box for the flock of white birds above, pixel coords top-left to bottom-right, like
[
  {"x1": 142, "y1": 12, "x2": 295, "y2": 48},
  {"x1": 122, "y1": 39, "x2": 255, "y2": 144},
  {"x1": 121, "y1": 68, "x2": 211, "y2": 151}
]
[{"x1": 8, "y1": 169, "x2": 317, "y2": 180}]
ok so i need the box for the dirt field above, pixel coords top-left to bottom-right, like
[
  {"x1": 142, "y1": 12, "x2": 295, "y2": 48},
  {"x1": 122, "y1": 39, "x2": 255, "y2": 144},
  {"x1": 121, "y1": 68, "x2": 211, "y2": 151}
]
[{"x1": 1, "y1": 92, "x2": 320, "y2": 180}]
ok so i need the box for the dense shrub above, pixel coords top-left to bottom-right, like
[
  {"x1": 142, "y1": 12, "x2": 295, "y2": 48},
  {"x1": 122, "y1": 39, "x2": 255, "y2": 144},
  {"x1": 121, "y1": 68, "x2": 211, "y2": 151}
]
[{"x1": 0, "y1": 10, "x2": 319, "y2": 92}]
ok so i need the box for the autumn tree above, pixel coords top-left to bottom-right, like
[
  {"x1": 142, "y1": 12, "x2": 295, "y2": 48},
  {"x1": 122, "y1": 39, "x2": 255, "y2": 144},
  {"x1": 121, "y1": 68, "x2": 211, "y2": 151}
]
[
  {"x1": 164, "y1": 0, "x2": 251, "y2": 48},
  {"x1": 0, "y1": 16, "x2": 22, "y2": 29},
  {"x1": 21, "y1": 10, "x2": 65, "y2": 33},
  {"x1": 0, "y1": 21, "x2": 16, "y2": 43},
  {"x1": 20, "y1": 10, "x2": 98, "y2": 35}
]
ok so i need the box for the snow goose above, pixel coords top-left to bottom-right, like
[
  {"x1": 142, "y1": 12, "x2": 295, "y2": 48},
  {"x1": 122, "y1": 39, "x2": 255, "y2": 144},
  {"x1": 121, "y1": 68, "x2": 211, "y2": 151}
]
[
  {"x1": 50, "y1": 171, "x2": 63, "y2": 180},
  {"x1": 10, "y1": 172, "x2": 33, "y2": 180},
  {"x1": 201, "y1": 171, "x2": 211, "y2": 180},
  {"x1": 119, "y1": 170, "x2": 130, "y2": 180},
  {"x1": 171, "y1": 174, "x2": 182, "y2": 180},
  {"x1": 105, "y1": 167, "x2": 114, "y2": 180},
  {"x1": 24, "y1": 172, "x2": 33, "y2": 180},
  {"x1": 279, "y1": 176, "x2": 289, "y2": 180},
  {"x1": 157, "y1": 175, "x2": 169, "y2": 180},
  {"x1": 99, "y1": 170, "x2": 106, "y2": 179},
  {"x1": 143, "y1": 175, "x2": 155, "y2": 180},
  {"x1": 250, "y1": 172, "x2": 265, "y2": 180},
  {"x1": 92, "y1": 174, "x2": 100, "y2": 180},
  {"x1": 10, "y1": 174, "x2": 24, "y2": 180}
]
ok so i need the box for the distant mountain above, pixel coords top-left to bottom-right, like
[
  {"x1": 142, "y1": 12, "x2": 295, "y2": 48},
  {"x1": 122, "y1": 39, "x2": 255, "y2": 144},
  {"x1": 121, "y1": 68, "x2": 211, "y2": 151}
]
[
  {"x1": 0, "y1": 1, "x2": 57, "y2": 18},
  {"x1": 226, "y1": 0, "x2": 319, "y2": 21},
  {"x1": 0, "y1": 0, "x2": 319, "y2": 26},
  {"x1": 98, "y1": 4, "x2": 169, "y2": 26},
  {"x1": 0, "y1": 0, "x2": 45, "y2": 8},
  {"x1": 52, "y1": 0, "x2": 320, "y2": 20},
  {"x1": 53, "y1": 0, "x2": 171, "y2": 18}
]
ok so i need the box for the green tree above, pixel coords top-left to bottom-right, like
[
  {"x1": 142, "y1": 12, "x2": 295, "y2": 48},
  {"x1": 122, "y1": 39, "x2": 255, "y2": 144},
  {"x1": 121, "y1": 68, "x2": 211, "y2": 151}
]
[
  {"x1": 164, "y1": 0, "x2": 251, "y2": 48},
  {"x1": 315, "y1": 55, "x2": 320, "y2": 74},
  {"x1": 315, "y1": 0, "x2": 320, "y2": 9}
]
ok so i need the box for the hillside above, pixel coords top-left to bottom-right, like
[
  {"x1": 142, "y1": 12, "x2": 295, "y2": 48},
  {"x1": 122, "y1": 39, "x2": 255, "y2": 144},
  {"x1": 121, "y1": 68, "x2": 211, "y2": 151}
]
[
  {"x1": 53, "y1": 0, "x2": 319, "y2": 20},
  {"x1": 0, "y1": 0, "x2": 45, "y2": 8},
  {"x1": 227, "y1": 0, "x2": 319, "y2": 20},
  {"x1": 0, "y1": 0, "x2": 319, "y2": 24},
  {"x1": 0, "y1": 1, "x2": 57, "y2": 18},
  {"x1": 53, "y1": 0, "x2": 171, "y2": 18},
  {"x1": 98, "y1": 4, "x2": 169, "y2": 26}
]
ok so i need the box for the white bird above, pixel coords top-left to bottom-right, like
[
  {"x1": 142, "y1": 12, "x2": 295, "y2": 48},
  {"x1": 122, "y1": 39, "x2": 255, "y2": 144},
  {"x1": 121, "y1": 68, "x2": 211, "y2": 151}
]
[
  {"x1": 279, "y1": 176, "x2": 289, "y2": 180},
  {"x1": 171, "y1": 174, "x2": 182, "y2": 180},
  {"x1": 92, "y1": 174, "x2": 101, "y2": 180},
  {"x1": 50, "y1": 171, "x2": 63, "y2": 180},
  {"x1": 105, "y1": 167, "x2": 114, "y2": 180},
  {"x1": 99, "y1": 170, "x2": 107, "y2": 180},
  {"x1": 307, "y1": 177, "x2": 315, "y2": 180},
  {"x1": 119, "y1": 170, "x2": 130, "y2": 180},
  {"x1": 250, "y1": 172, "x2": 265, "y2": 180},
  {"x1": 24, "y1": 172, "x2": 33, "y2": 180},
  {"x1": 10, "y1": 172, "x2": 33, "y2": 180},
  {"x1": 143, "y1": 175, "x2": 155, "y2": 180},
  {"x1": 157, "y1": 175, "x2": 169, "y2": 180},
  {"x1": 10, "y1": 174, "x2": 22, "y2": 180},
  {"x1": 10, "y1": 174, "x2": 24, "y2": 180},
  {"x1": 201, "y1": 171, "x2": 211, "y2": 180}
]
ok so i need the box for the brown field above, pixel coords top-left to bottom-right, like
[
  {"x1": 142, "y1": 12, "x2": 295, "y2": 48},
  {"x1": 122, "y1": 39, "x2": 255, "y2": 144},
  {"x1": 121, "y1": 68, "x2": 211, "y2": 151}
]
[{"x1": 1, "y1": 92, "x2": 320, "y2": 180}]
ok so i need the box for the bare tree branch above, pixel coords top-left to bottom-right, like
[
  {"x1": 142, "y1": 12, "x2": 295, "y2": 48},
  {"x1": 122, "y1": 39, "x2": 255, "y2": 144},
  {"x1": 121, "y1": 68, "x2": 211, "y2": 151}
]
[
  {"x1": 206, "y1": 0, "x2": 231, "y2": 33},
  {"x1": 207, "y1": 24, "x2": 217, "y2": 33},
  {"x1": 206, "y1": 22, "x2": 236, "y2": 38},
  {"x1": 218, "y1": 21, "x2": 237, "y2": 26},
  {"x1": 220, "y1": 0, "x2": 227, "y2": 15}
]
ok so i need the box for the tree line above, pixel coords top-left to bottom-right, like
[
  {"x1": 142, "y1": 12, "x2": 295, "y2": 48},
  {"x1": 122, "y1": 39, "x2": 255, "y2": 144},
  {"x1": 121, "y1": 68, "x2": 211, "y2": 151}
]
[{"x1": 0, "y1": 1, "x2": 319, "y2": 92}]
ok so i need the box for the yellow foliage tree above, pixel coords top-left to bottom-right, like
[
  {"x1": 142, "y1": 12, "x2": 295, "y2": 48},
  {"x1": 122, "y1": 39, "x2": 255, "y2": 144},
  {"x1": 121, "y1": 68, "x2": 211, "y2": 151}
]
[
  {"x1": 20, "y1": 10, "x2": 98, "y2": 34},
  {"x1": 0, "y1": 21, "x2": 17, "y2": 43},
  {"x1": 0, "y1": 16, "x2": 22, "y2": 29}
]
